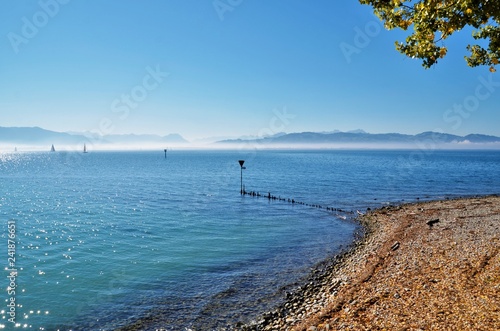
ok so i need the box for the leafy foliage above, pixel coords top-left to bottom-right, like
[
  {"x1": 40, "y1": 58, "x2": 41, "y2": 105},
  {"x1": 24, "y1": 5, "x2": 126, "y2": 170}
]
[{"x1": 359, "y1": 0, "x2": 500, "y2": 71}]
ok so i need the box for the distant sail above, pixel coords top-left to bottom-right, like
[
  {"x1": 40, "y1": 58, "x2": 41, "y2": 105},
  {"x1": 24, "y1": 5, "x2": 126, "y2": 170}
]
[
  {"x1": 50, "y1": 144, "x2": 55, "y2": 152},
  {"x1": 83, "y1": 144, "x2": 88, "y2": 153}
]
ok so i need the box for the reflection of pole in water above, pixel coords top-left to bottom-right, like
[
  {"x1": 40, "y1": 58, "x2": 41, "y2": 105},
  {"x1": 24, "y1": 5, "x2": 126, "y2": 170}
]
[
  {"x1": 164, "y1": 149, "x2": 167, "y2": 159},
  {"x1": 238, "y1": 160, "x2": 246, "y2": 194}
]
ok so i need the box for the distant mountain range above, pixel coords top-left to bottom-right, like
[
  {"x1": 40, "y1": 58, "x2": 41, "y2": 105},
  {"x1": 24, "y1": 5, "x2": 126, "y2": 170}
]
[
  {"x1": 1, "y1": 126, "x2": 499, "y2": 150},
  {"x1": 216, "y1": 131, "x2": 500, "y2": 146},
  {"x1": 0, "y1": 126, "x2": 188, "y2": 149}
]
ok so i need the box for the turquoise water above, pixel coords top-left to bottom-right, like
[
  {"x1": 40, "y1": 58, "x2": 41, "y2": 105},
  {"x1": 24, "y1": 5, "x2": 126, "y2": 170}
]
[{"x1": 0, "y1": 150, "x2": 499, "y2": 330}]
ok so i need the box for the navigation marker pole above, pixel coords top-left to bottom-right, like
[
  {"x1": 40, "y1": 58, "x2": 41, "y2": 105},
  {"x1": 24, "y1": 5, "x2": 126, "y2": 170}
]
[{"x1": 238, "y1": 160, "x2": 246, "y2": 194}]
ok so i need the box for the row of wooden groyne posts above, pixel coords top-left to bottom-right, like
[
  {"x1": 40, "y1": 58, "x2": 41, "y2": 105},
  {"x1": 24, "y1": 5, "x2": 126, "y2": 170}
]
[{"x1": 240, "y1": 188, "x2": 360, "y2": 218}]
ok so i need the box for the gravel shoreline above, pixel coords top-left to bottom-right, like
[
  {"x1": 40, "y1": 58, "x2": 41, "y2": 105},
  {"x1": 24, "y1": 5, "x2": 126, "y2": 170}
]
[{"x1": 241, "y1": 195, "x2": 500, "y2": 330}]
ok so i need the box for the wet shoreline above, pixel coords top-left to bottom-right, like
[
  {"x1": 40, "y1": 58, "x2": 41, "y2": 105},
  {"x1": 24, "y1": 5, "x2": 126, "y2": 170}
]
[{"x1": 243, "y1": 194, "x2": 500, "y2": 330}]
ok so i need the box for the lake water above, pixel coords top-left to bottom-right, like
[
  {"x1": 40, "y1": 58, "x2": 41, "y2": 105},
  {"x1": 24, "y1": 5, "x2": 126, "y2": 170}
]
[{"x1": 0, "y1": 149, "x2": 499, "y2": 330}]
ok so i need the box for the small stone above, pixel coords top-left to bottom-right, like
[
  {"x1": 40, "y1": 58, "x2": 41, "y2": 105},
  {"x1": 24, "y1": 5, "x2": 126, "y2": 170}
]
[
  {"x1": 427, "y1": 218, "x2": 440, "y2": 227},
  {"x1": 391, "y1": 241, "x2": 400, "y2": 251}
]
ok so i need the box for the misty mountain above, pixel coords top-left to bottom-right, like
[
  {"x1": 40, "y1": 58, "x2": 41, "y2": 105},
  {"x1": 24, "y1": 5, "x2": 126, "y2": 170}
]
[
  {"x1": 0, "y1": 126, "x2": 188, "y2": 147},
  {"x1": 2, "y1": 126, "x2": 499, "y2": 149},
  {"x1": 0, "y1": 126, "x2": 83, "y2": 145},
  {"x1": 193, "y1": 132, "x2": 289, "y2": 144},
  {"x1": 217, "y1": 131, "x2": 500, "y2": 145},
  {"x1": 463, "y1": 134, "x2": 500, "y2": 143}
]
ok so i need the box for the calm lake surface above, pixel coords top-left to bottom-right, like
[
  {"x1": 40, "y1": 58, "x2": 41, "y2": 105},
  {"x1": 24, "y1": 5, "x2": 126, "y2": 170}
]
[{"x1": 1, "y1": 149, "x2": 499, "y2": 330}]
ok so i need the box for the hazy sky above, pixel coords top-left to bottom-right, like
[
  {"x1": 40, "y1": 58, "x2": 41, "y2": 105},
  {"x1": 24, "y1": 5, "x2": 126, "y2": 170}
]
[{"x1": 1, "y1": 0, "x2": 499, "y2": 141}]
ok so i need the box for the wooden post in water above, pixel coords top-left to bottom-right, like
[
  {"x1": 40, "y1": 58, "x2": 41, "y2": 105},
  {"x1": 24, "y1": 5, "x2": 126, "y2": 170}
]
[{"x1": 238, "y1": 160, "x2": 246, "y2": 194}]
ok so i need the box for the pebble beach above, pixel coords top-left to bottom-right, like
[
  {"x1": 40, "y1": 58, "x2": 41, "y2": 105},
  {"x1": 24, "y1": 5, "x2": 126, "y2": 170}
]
[{"x1": 244, "y1": 195, "x2": 500, "y2": 330}]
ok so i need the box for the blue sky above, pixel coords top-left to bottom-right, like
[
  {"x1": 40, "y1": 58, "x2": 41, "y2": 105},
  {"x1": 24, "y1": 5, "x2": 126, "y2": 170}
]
[{"x1": 1, "y1": 0, "x2": 499, "y2": 141}]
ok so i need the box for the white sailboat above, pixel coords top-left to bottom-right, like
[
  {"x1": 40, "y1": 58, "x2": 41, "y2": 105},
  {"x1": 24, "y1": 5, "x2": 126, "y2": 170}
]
[
  {"x1": 83, "y1": 144, "x2": 88, "y2": 153},
  {"x1": 50, "y1": 144, "x2": 55, "y2": 152}
]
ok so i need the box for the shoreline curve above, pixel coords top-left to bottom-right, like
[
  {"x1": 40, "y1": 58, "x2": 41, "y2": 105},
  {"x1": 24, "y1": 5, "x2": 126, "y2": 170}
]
[{"x1": 242, "y1": 195, "x2": 500, "y2": 330}]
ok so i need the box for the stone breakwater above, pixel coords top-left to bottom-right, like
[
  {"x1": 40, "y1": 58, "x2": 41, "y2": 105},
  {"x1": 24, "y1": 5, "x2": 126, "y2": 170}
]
[{"x1": 241, "y1": 195, "x2": 500, "y2": 331}]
